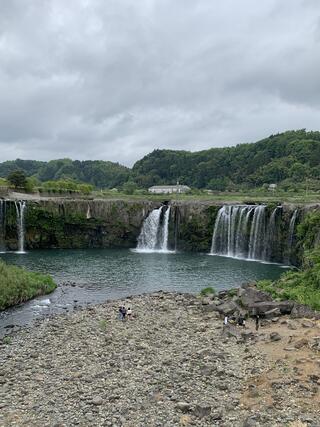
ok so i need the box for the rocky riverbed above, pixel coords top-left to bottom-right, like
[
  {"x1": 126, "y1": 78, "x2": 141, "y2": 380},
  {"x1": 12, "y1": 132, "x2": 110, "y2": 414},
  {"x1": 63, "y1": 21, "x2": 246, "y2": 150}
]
[{"x1": 0, "y1": 290, "x2": 319, "y2": 427}]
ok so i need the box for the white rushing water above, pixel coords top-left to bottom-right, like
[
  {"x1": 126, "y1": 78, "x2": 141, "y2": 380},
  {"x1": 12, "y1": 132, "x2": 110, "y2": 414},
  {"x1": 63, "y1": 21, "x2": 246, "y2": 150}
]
[
  {"x1": 210, "y1": 204, "x2": 283, "y2": 262},
  {"x1": 160, "y1": 206, "x2": 171, "y2": 251},
  {"x1": 263, "y1": 207, "x2": 279, "y2": 261},
  {"x1": 285, "y1": 209, "x2": 298, "y2": 264},
  {"x1": 15, "y1": 201, "x2": 26, "y2": 253},
  {"x1": 135, "y1": 205, "x2": 174, "y2": 253}
]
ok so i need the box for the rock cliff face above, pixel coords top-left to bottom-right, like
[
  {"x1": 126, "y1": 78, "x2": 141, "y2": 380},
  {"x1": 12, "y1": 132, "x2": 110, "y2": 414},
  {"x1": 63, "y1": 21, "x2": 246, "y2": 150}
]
[
  {"x1": 1, "y1": 198, "x2": 319, "y2": 265},
  {"x1": 3, "y1": 199, "x2": 160, "y2": 250}
]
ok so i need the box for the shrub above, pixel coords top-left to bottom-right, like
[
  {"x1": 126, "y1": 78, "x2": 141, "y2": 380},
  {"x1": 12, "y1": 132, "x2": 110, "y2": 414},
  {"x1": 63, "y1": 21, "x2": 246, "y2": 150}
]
[
  {"x1": 2, "y1": 336, "x2": 12, "y2": 345},
  {"x1": 200, "y1": 287, "x2": 216, "y2": 296},
  {"x1": 257, "y1": 247, "x2": 320, "y2": 310}
]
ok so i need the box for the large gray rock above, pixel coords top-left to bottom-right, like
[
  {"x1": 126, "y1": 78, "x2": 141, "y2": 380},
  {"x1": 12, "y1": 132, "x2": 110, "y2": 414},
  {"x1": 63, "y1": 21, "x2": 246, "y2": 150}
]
[
  {"x1": 216, "y1": 300, "x2": 240, "y2": 315},
  {"x1": 201, "y1": 304, "x2": 219, "y2": 313},
  {"x1": 264, "y1": 307, "x2": 281, "y2": 318},
  {"x1": 270, "y1": 332, "x2": 282, "y2": 342},
  {"x1": 239, "y1": 286, "x2": 273, "y2": 309},
  {"x1": 291, "y1": 303, "x2": 320, "y2": 319},
  {"x1": 249, "y1": 301, "x2": 294, "y2": 315}
]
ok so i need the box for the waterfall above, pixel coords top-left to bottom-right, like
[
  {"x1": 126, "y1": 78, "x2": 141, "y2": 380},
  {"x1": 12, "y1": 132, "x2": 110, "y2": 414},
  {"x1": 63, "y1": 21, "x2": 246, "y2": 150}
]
[
  {"x1": 160, "y1": 206, "x2": 171, "y2": 251},
  {"x1": 86, "y1": 204, "x2": 91, "y2": 219},
  {"x1": 210, "y1": 206, "x2": 226, "y2": 254},
  {"x1": 286, "y1": 210, "x2": 298, "y2": 264},
  {"x1": 0, "y1": 200, "x2": 5, "y2": 252},
  {"x1": 211, "y1": 205, "x2": 270, "y2": 261},
  {"x1": 248, "y1": 205, "x2": 266, "y2": 260},
  {"x1": 263, "y1": 207, "x2": 279, "y2": 261},
  {"x1": 136, "y1": 205, "x2": 173, "y2": 252},
  {"x1": 15, "y1": 201, "x2": 26, "y2": 253}
]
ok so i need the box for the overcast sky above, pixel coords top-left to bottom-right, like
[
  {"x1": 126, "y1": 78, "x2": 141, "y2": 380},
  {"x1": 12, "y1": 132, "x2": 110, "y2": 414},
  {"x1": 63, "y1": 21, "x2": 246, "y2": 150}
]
[{"x1": 0, "y1": 0, "x2": 320, "y2": 166}]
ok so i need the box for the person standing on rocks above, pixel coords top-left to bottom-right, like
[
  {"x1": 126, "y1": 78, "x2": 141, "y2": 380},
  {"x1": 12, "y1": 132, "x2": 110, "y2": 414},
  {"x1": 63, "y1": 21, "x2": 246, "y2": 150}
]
[
  {"x1": 121, "y1": 306, "x2": 127, "y2": 321},
  {"x1": 127, "y1": 307, "x2": 132, "y2": 320},
  {"x1": 118, "y1": 306, "x2": 123, "y2": 320},
  {"x1": 238, "y1": 314, "x2": 245, "y2": 327},
  {"x1": 255, "y1": 314, "x2": 260, "y2": 331}
]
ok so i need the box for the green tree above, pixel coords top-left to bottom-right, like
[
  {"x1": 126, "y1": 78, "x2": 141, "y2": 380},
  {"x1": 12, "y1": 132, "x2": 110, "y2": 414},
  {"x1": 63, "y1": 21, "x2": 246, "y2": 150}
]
[
  {"x1": 122, "y1": 181, "x2": 138, "y2": 195},
  {"x1": 7, "y1": 170, "x2": 27, "y2": 189}
]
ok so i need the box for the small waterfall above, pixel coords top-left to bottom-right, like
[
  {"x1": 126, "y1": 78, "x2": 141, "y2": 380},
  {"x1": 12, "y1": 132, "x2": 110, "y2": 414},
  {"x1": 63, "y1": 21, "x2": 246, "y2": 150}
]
[
  {"x1": 0, "y1": 200, "x2": 5, "y2": 252},
  {"x1": 211, "y1": 205, "x2": 269, "y2": 261},
  {"x1": 210, "y1": 206, "x2": 226, "y2": 254},
  {"x1": 286, "y1": 210, "x2": 298, "y2": 264},
  {"x1": 86, "y1": 204, "x2": 91, "y2": 219},
  {"x1": 15, "y1": 201, "x2": 26, "y2": 253},
  {"x1": 136, "y1": 205, "x2": 173, "y2": 252},
  {"x1": 160, "y1": 206, "x2": 171, "y2": 251},
  {"x1": 248, "y1": 205, "x2": 266, "y2": 260}
]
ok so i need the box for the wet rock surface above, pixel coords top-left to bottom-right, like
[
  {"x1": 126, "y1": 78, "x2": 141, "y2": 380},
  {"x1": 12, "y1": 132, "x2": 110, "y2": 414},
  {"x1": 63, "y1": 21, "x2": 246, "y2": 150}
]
[{"x1": 0, "y1": 291, "x2": 319, "y2": 426}]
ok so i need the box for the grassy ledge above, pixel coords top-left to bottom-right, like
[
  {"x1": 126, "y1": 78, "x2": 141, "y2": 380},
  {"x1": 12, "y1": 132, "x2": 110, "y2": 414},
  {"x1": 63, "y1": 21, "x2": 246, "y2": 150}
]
[
  {"x1": 257, "y1": 247, "x2": 320, "y2": 311},
  {"x1": 0, "y1": 260, "x2": 57, "y2": 310}
]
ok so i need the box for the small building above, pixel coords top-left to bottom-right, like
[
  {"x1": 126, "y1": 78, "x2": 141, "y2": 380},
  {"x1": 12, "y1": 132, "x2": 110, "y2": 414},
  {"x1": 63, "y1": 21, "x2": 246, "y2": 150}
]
[
  {"x1": 148, "y1": 184, "x2": 191, "y2": 194},
  {"x1": 268, "y1": 183, "x2": 277, "y2": 192}
]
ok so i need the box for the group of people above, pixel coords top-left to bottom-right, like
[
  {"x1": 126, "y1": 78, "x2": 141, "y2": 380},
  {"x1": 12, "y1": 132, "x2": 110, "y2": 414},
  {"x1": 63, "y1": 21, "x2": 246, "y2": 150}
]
[
  {"x1": 118, "y1": 305, "x2": 132, "y2": 321},
  {"x1": 224, "y1": 313, "x2": 260, "y2": 330},
  {"x1": 224, "y1": 313, "x2": 246, "y2": 327}
]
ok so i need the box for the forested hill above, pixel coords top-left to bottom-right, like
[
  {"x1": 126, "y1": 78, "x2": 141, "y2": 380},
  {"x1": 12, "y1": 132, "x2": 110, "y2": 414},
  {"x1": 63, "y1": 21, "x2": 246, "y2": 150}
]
[
  {"x1": 0, "y1": 159, "x2": 130, "y2": 188},
  {"x1": 132, "y1": 130, "x2": 320, "y2": 189},
  {"x1": 0, "y1": 130, "x2": 319, "y2": 190}
]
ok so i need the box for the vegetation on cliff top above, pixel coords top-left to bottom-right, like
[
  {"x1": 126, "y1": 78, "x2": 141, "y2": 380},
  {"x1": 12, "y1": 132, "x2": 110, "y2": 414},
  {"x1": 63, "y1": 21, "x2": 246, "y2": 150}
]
[
  {"x1": 0, "y1": 158, "x2": 130, "y2": 189},
  {"x1": 0, "y1": 261, "x2": 56, "y2": 310},
  {"x1": 0, "y1": 130, "x2": 319, "y2": 192},
  {"x1": 133, "y1": 130, "x2": 320, "y2": 190}
]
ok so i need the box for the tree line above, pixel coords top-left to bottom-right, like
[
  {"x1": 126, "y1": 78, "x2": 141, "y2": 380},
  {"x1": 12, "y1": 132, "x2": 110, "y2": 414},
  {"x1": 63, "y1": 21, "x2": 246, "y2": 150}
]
[{"x1": 1, "y1": 130, "x2": 319, "y2": 192}]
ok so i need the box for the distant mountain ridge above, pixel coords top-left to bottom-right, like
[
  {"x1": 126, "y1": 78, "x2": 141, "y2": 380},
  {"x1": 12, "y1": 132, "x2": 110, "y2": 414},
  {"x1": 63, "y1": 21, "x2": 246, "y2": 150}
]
[{"x1": 0, "y1": 130, "x2": 319, "y2": 190}]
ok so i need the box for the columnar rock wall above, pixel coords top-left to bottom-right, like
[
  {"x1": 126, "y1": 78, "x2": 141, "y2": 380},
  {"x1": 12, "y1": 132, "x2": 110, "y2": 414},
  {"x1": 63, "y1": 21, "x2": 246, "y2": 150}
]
[
  {"x1": 3, "y1": 199, "x2": 160, "y2": 250},
  {"x1": 1, "y1": 197, "x2": 319, "y2": 265}
]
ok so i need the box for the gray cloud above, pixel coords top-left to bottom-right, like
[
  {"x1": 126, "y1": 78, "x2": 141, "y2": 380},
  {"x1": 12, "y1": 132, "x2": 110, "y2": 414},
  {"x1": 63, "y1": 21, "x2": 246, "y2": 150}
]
[{"x1": 0, "y1": 0, "x2": 319, "y2": 166}]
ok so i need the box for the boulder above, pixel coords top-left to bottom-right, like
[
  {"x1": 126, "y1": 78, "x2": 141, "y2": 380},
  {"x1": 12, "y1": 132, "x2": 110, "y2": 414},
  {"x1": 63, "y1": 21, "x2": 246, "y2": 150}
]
[
  {"x1": 193, "y1": 405, "x2": 211, "y2": 418},
  {"x1": 264, "y1": 308, "x2": 281, "y2": 319},
  {"x1": 294, "y1": 338, "x2": 309, "y2": 349},
  {"x1": 91, "y1": 396, "x2": 103, "y2": 405},
  {"x1": 217, "y1": 290, "x2": 229, "y2": 299},
  {"x1": 201, "y1": 304, "x2": 219, "y2": 313},
  {"x1": 301, "y1": 320, "x2": 315, "y2": 328},
  {"x1": 239, "y1": 286, "x2": 273, "y2": 309},
  {"x1": 270, "y1": 332, "x2": 281, "y2": 342},
  {"x1": 249, "y1": 301, "x2": 294, "y2": 315},
  {"x1": 176, "y1": 402, "x2": 191, "y2": 413},
  {"x1": 242, "y1": 416, "x2": 259, "y2": 427},
  {"x1": 216, "y1": 300, "x2": 240, "y2": 315},
  {"x1": 222, "y1": 324, "x2": 241, "y2": 339},
  {"x1": 291, "y1": 304, "x2": 320, "y2": 319}
]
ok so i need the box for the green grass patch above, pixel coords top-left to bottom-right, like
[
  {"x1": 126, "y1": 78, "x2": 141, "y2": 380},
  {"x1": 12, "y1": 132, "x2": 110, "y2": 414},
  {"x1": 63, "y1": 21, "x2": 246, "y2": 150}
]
[
  {"x1": 257, "y1": 248, "x2": 320, "y2": 311},
  {"x1": 0, "y1": 260, "x2": 57, "y2": 310},
  {"x1": 99, "y1": 319, "x2": 108, "y2": 330},
  {"x1": 200, "y1": 286, "x2": 216, "y2": 296},
  {"x1": 227, "y1": 288, "x2": 238, "y2": 297},
  {"x1": 91, "y1": 188, "x2": 320, "y2": 204},
  {"x1": 2, "y1": 336, "x2": 12, "y2": 345}
]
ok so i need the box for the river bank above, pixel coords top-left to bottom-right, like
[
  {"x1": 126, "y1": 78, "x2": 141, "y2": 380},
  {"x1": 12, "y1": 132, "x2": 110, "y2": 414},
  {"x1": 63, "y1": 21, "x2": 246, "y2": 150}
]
[
  {"x1": 0, "y1": 260, "x2": 56, "y2": 311},
  {"x1": 1, "y1": 290, "x2": 319, "y2": 427}
]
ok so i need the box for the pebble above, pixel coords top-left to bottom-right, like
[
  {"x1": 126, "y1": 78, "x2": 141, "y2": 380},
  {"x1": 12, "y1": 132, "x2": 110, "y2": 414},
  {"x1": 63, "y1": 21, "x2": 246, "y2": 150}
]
[{"x1": 0, "y1": 291, "x2": 319, "y2": 426}]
